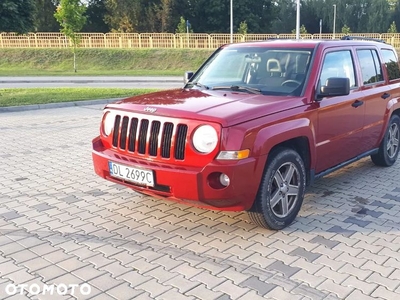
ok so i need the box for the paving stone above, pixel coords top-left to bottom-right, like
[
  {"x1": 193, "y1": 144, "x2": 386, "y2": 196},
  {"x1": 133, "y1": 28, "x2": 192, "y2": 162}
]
[
  {"x1": 89, "y1": 273, "x2": 125, "y2": 293},
  {"x1": 106, "y1": 282, "x2": 144, "y2": 300},
  {"x1": 156, "y1": 288, "x2": 196, "y2": 300},
  {"x1": 369, "y1": 200, "x2": 394, "y2": 210},
  {"x1": 342, "y1": 275, "x2": 378, "y2": 295},
  {"x1": 191, "y1": 271, "x2": 227, "y2": 289},
  {"x1": 264, "y1": 286, "x2": 303, "y2": 300},
  {"x1": 214, "y1": 294, "x2": 231, "y2": 300},
  {"x1": 267, "y1": 274, "x2": 298, "y2": 292},
  {"x1": 290, "y1": 257, "x2": 323, "y2": 275},
  {"x1": 212, "y1": 280, "x2": 250, "y2": 299},
  {"x1": 31, "y1": 203, "x2": 54, "y2": 212},
  {"x1": 346, "y1": 289, "x2": 379, "y2": 300},
  {"x1": 164, "y1": 274, "x2": 201, "y2": 293},
  {"x1": 185, "y1": 284, "x2": 224, "y2": 300},
  {"x1": 239, "y1": 276, "x2": 277, "y2": 296},
  {"x1": 366, "y1": 272, "x2": 400, "y2": 291},
  {"x1": 291, "y1": 269, "x2": 326, "y2": 288},
  {"x1": 310, "y1": 236, "x2": 340, "y2": 249},
  {"x1": 136, "y1": 278, "x2": 172, "y2": 298},
  {"x1": 327, "y1": 225, "x2": 356, "y2": 237},
  {"x1": 371, "y1": 286, "x2": 400, "y2": 299},
  {"x1": 288, "y1": 247, "x2": 321, "y2": 262},
  {"x1": 318, "y1": 278, "x2": 355, "y2": 299},
  {"x1": 267, "y1": 261, "x2": 301, "y2": 277},
  {"x1": 291, "y1": 283, "x2": 329, "y2": 300},
  {"x1": 72, "y1": 265, "x2": 107, "y2": 282},
  {"x1": 0, "y1": 211, "x2": 23, "y2": 221},
  {"x1": 236, "y1": 290, "x2": 268, "y2": 300}
]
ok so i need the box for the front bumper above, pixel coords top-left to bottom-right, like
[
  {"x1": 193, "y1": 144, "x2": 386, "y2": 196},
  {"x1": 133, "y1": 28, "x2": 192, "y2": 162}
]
[{"x1": 92, "y1": 136, "x2": 264, "y2": 211}]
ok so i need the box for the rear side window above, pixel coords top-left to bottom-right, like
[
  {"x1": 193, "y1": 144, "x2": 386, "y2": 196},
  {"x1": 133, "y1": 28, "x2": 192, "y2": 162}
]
[
  {"x1": 320, "y1": 50, "x2": 356, "y2": 88},
  {"x1": 381, "y1": 49, "x2": 400, "y2": 80},
  {"x1": 356, "y1": 49, "x2": 384, "y2": 84}
]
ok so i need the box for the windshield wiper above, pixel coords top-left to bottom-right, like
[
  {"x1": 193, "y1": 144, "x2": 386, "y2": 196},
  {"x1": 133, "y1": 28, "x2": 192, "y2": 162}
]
[
  {"x1": 212, "y1": 85, "x2": 261, "y2": 94},
  {"x1": 189, "y1": 81, "x2": 210, "y2": 90}
]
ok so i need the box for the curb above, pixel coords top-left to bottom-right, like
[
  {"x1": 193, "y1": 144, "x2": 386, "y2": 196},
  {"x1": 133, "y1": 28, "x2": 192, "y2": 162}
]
[{"x1": 0, "y1": 98, "x2": 122, "y2": 113}]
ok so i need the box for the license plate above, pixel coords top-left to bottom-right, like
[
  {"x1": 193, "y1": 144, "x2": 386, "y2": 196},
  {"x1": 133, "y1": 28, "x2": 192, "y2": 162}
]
[{"x1": 108, "y1": 161, "x2": 154, "y2": 187}]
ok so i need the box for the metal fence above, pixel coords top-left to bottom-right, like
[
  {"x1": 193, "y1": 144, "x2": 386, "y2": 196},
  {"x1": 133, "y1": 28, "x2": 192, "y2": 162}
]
[{"x1": 1, "y1": 32, "x2": 400, "y2": 49}]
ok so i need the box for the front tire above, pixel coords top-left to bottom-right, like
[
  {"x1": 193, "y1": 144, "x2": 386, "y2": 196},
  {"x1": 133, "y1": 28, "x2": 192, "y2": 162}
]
[
  {"x1": 371, "y1": 114, "x2": 400, "y2": 167},
  {"x1": 248, "y1": 147, "x2": 306, "y2": 230}
]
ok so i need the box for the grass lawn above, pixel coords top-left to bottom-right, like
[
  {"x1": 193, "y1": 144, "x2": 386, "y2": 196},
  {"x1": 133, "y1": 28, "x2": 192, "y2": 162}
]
[
  {"x1": 0, "y1": 48, "x2": 212, "y2": 76},
  {"x1": 0, "y1": 88, "x2": 159, "y2": 107}
]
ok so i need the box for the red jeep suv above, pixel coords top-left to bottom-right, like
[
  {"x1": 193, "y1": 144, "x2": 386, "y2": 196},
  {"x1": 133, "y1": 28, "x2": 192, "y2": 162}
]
[{"x1": 92, "y1": 37, "x2": 400, "y2": 229}]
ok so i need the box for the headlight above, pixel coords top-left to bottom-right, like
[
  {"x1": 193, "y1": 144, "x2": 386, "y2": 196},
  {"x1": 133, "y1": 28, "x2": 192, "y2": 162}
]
[
  {"x1": 192, "y1": 125, "x2": 218, "y2": 153},
  {"x1": 102, "y1": 111, "x2": 115, "y2": 136}
]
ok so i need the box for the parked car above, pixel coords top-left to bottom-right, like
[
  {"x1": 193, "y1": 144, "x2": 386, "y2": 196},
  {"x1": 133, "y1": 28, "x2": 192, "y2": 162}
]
[{"x1": 92, "y1": 36, "x2": 400, "y2": 230}]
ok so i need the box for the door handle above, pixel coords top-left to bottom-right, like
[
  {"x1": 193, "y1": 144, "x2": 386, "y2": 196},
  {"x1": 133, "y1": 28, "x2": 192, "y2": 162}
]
[
  {"x1": 381, "y1": 92, "x2": 391, "y2": 99},
  {"x1": 352, "y1": 100, "x2": 364, "y2": 108}
]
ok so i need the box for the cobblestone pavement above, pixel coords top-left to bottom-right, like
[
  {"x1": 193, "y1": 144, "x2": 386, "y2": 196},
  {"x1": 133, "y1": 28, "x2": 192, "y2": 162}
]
[{"x1": 1, "y1": 105, "x2": 400, "y2": 300}]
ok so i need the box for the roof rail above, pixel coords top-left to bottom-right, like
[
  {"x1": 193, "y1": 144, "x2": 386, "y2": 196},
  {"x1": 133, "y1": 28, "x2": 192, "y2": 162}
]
[{"x1": 341, "y1": 35, "x2": 386, "y2": 43}]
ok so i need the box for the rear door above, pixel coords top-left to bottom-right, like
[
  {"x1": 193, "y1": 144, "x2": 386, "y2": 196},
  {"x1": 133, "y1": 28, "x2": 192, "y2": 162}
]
[
  {"x1": 355, "y1": 47, "x2": 391, "y2": 152},
  {"x1": 315, "y1": 48, "x2": 365, "y2": 173}
]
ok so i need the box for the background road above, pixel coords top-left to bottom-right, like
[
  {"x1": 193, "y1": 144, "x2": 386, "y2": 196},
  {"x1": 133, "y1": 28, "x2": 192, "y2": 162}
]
[{"x1": 0, "y1": 76, "x2": 183, "y2": 89}]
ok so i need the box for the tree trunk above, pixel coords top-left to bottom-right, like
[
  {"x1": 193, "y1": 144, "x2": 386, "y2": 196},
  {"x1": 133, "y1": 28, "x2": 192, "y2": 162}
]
[{"x1": 73, "y1": 47, "x2": 77, "y2": 73}]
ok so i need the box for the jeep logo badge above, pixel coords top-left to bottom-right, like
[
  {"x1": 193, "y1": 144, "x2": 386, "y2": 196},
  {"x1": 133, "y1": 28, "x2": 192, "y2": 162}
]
[{"x1": 144, "y1": 107, "x2": 157, "y2": 113}]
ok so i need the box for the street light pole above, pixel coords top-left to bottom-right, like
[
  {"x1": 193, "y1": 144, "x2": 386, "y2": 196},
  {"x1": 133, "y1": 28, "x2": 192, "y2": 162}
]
[
  {"x1": 230, "y1": 0, "x2": 233, "y2": 43},
  {"x1": 296, "y1": 0, "x2": 300, "y2": 40},
  {"x1": 333, "y1": 4, "x2": 337, "y2": 39}
]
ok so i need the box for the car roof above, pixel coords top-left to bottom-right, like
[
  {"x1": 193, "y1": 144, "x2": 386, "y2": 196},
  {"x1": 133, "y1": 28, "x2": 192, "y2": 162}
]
[{"x1": 225, "y1": 38, "x2": 391, "y2": 49}]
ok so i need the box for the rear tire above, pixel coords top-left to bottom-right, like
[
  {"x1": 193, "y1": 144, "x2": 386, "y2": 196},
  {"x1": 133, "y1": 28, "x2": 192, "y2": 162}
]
[
  {"x1": 371, "y1": 114, "x2": 400, "y2": 167},
  {"x1": 248, "y1": 147, "x2": 306, "y2": 230}
]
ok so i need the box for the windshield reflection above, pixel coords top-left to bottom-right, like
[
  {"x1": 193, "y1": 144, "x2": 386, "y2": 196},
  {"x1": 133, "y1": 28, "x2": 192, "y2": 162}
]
[{"x1": 186, "y1": 46, "x2": 314, "y2": 96}]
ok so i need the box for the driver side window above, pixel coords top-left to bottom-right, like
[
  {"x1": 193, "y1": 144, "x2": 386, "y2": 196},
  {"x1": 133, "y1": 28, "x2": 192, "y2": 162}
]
[{"x1": 320, "y1": 51, "x2": 357, "y2": 88}]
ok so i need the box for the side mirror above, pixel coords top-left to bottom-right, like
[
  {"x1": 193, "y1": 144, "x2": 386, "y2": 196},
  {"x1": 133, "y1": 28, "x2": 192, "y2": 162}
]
[
  {"x1": 184, "y1": 71, "x2": 194, "y2": 84},
  {"x1": 316, "y1": 77, "x2": 350, "y2": 101}
]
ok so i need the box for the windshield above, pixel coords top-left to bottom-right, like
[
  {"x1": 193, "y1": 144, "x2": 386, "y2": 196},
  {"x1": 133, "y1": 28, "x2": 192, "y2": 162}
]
[{"x1": 187, "y1": 46, "x2": 314, "y2": 96}]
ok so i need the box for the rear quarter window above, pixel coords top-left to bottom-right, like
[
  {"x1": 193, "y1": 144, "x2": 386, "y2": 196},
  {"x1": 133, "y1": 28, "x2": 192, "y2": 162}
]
[{"x1": 381, "y1": 49, "x2": 400, "y2": 81}]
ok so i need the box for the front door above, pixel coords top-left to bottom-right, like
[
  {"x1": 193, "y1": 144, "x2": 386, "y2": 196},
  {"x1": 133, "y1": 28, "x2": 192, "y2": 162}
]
[{"x1": 315, "y1": 49, "x2": 365, "y2": 173}]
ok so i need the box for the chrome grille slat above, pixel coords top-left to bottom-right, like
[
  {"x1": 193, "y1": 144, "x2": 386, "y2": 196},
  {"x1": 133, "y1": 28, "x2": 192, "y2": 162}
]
[{"x1": 112, "y1": 114, "x2": 187, "y2": 160}]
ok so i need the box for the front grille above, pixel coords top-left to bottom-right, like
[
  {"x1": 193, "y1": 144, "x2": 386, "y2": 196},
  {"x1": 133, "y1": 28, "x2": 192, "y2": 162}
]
[{"x1": 112, "y1": 115, "x2": 188, "y2": 160}]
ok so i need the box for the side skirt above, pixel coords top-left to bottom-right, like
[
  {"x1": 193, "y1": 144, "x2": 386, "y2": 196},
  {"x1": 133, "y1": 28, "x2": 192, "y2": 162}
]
[{"x1": 308, "y1": 148, "x2": 379, "y2": 185}]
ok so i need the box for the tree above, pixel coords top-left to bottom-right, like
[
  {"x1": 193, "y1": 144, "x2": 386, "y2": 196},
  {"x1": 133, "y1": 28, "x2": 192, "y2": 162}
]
[
  {"x1": 104, "y1": 0, "x2": 141, "y2": 32},
  {"x1": 270, "y1": 0, "x2": 296, "y2": 33},
  {"x1": 0, "y1": 0, "x2": 36, "y2": 32},
  {"x1": 342, "y1": 24, "x2": 351, "y2": 34},
  {"x1": 238, "y1": 21, "x2": 248, "y2": 35},
  {"x1": 291, "y1": 24, "x2": 308, "y2": 34},
  {"x1": 154, "y1": 0, "x2": 172, "y2": 32},
  {"x1": 34, "y1": 0, "x2": 60, "y2": 32},
  {"x1": 175, "y1": 16, "x2": 193, "y2": 33},
  {"x1": 54, "y1": 0, "x2": 86, "y2": 72},
  {"x1": 366, "y1": 0, "x2": 390, "y2": 32},
  {"x1": 82, "y1": 0, "x2": 110, "y2": 33},
  {"x1": 388, "y1": 21, "x2": 397, "y2": 33},
  {"x1": 176, "y1": 16, "x2": 186, "y2": 33}
]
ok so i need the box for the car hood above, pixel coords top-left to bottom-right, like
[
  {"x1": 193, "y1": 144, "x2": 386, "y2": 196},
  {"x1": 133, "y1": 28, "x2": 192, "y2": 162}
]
[{"x1": 106, "y1": 88, "x2": 307, "y2": 127}]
